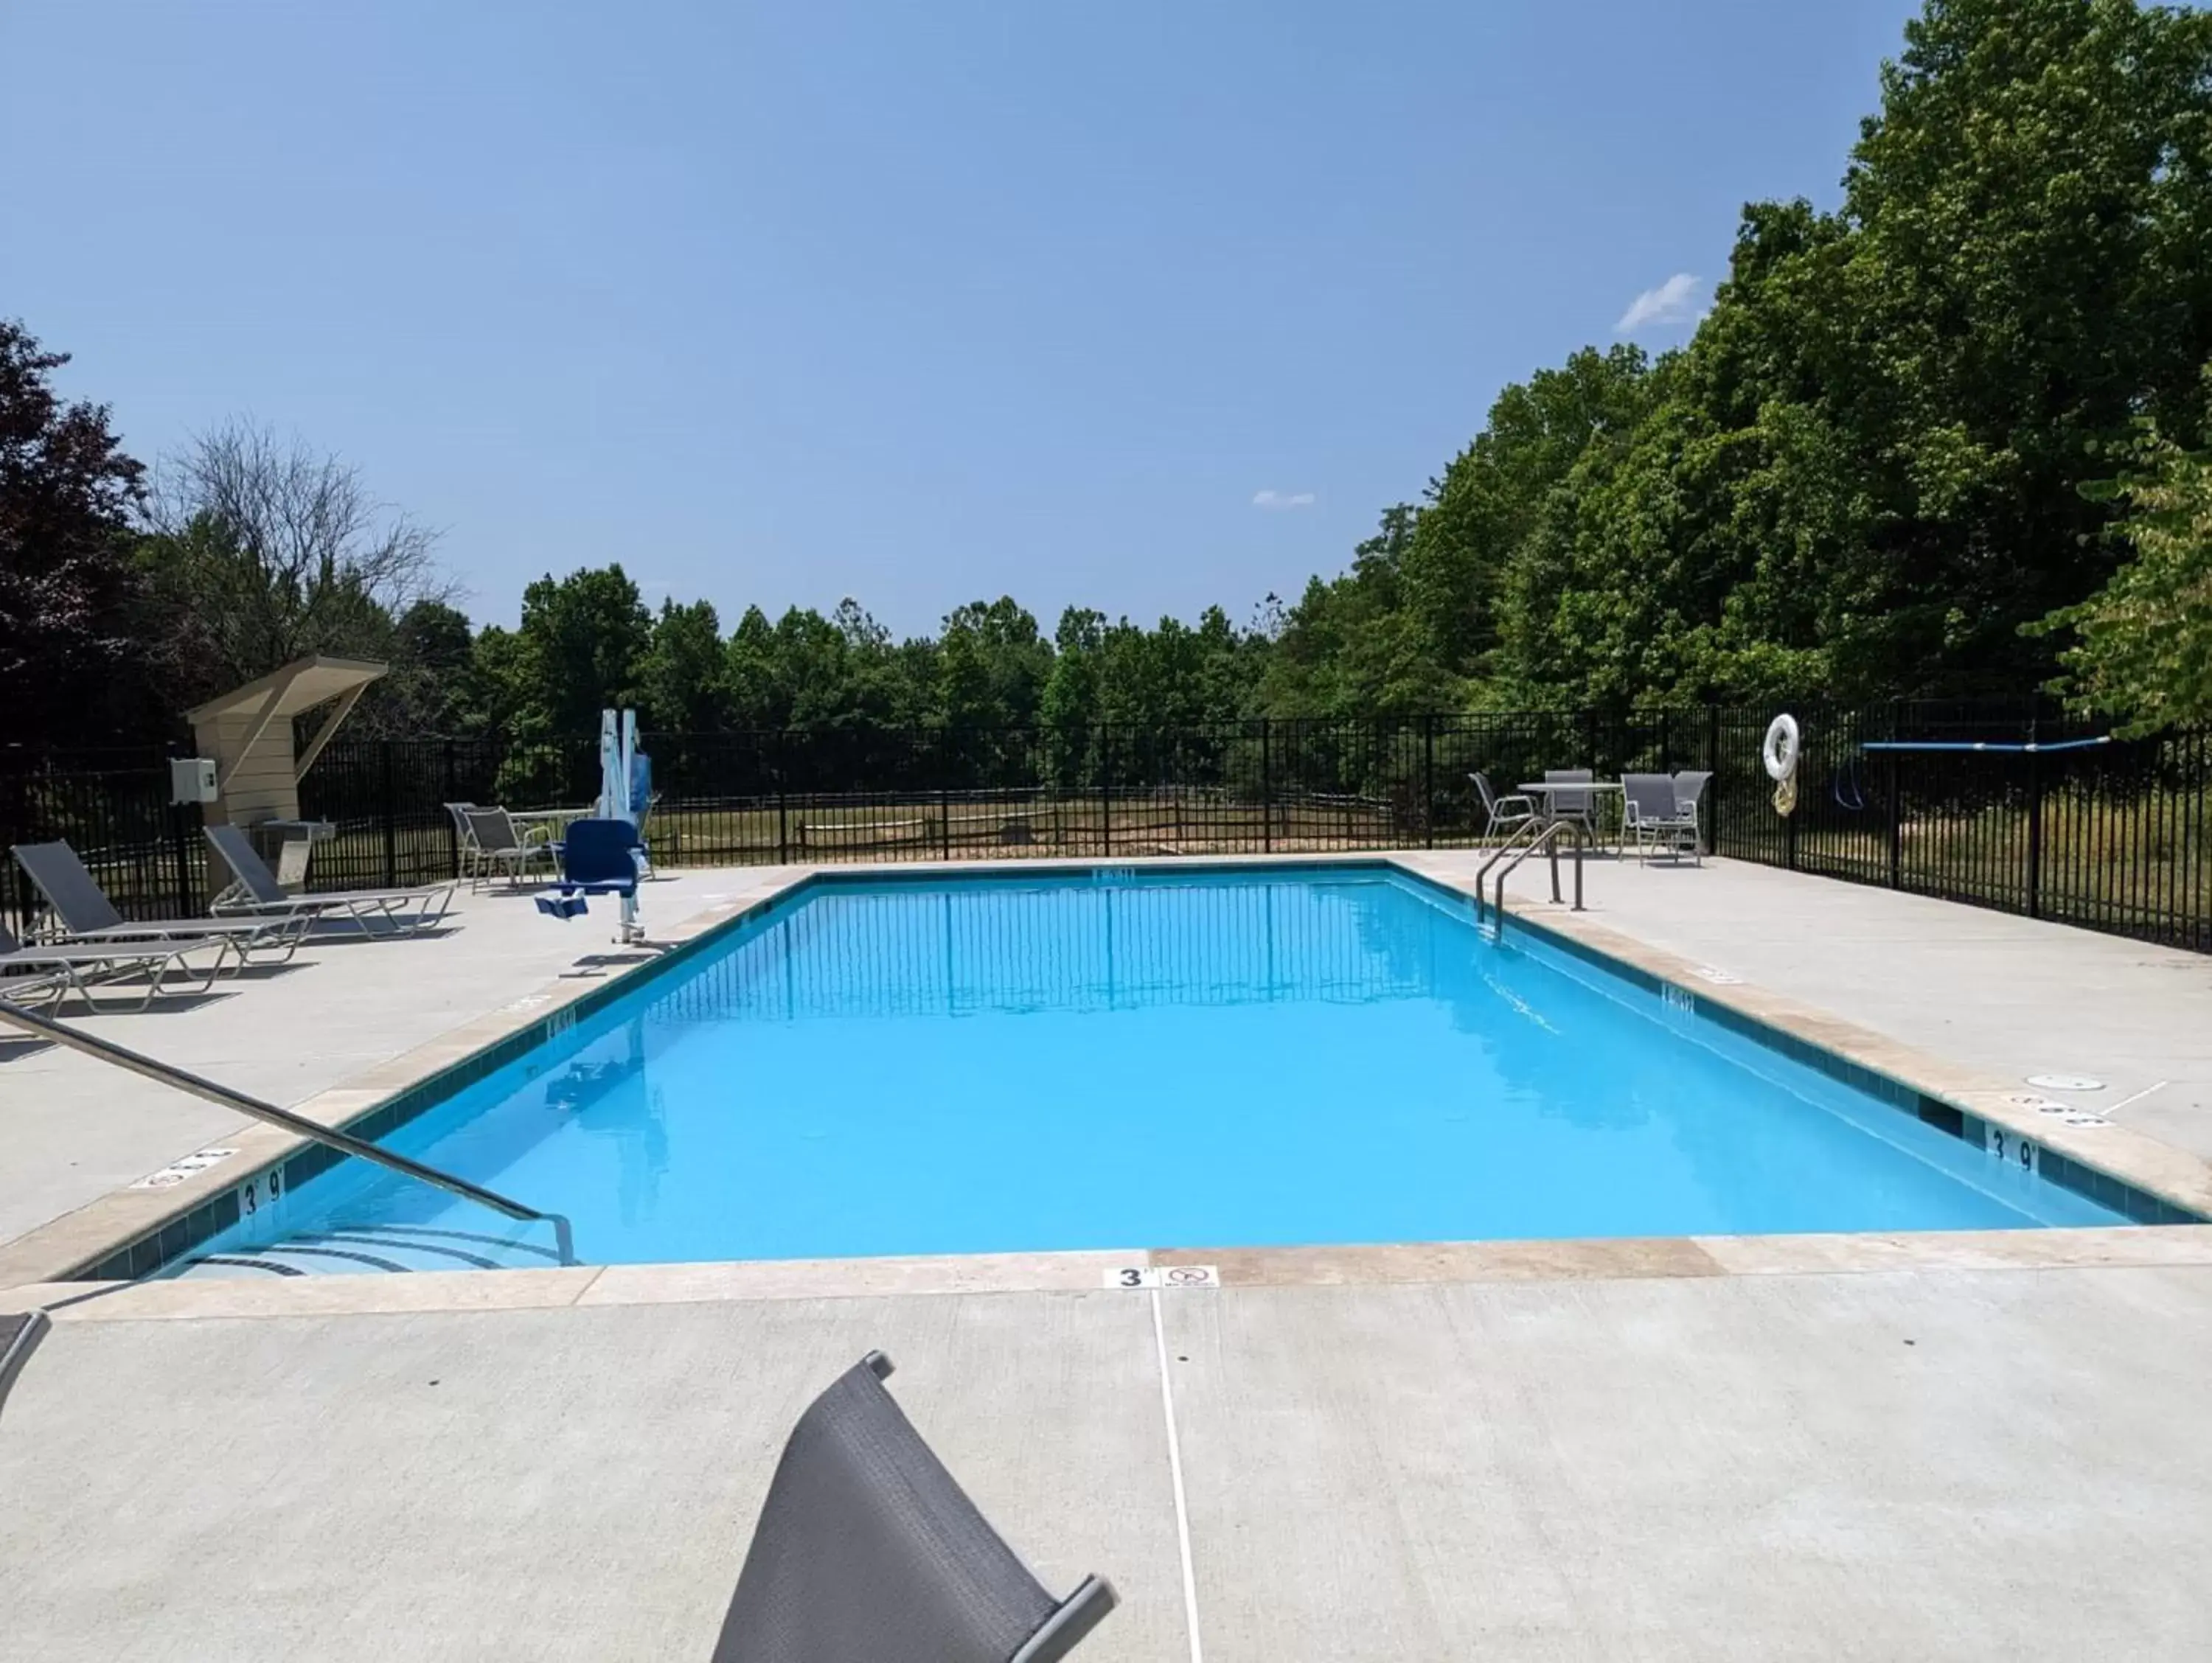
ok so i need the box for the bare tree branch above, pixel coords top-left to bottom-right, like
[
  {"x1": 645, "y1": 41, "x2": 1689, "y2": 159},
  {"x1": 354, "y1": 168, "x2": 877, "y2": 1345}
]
[{"x1": 146, "y1": 419, "x2": 457, "y2": 686}]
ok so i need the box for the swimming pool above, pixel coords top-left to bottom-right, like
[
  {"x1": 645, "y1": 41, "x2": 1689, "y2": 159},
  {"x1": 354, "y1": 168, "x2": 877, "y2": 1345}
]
[{"x1": 178, "y1": 865, "x2": 2129, "y2": 1274}]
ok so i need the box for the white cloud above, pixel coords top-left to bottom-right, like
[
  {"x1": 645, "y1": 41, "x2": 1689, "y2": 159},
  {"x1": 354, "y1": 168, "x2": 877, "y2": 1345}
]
[
  {"x1": 1251, "y1": 489, "x2": 1316, "y2": 511},
  {"x1": 1615, "y1": 273, "x2": 1703, "y2": 335}
]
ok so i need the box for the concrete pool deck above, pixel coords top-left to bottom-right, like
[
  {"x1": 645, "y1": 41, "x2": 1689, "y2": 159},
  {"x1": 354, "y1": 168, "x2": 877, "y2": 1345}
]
[
  {"x1": 5, "y1": 1256, "x2": 2212, "y2": 1659},
  {"x1": 4, "y1": 852, "x2": 2212, "y2": 1656}
]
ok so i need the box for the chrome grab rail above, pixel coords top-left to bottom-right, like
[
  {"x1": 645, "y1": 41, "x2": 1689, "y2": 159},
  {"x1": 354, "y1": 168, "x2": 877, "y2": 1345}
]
[
  {"x1": 0, "y1": 998, "x2": 577, "y2": 1267},
  {"x1": 1475, "y1": 819, "x2": 1587, "y2": 929},
  {"x1": 1471, "y1": 817, "x2": 1547, "y2": 916}
]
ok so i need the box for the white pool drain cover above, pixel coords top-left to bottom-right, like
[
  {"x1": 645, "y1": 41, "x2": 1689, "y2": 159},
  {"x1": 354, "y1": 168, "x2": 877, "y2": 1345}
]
[{"x1": 2026, "y1": 1073, "x2": 2104, "y2": 1092}]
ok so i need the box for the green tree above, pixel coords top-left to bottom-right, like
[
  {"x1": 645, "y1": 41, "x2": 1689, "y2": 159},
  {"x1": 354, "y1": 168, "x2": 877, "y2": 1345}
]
[
  {"x1": 725, "y1": 605, "x2": 787, "y2": 728},
  {"x1": 639, "y1": 599, "x2": 731, "y2": 733},
  {"x1": 936, "y1": 597, "x2": 1051, "y2": 728},
  {"x1": 378, "y1": 599, "x2": 479, "y2": 733},
  {"x1": 510, "y1": 565, "x2": 652, "y2": 738},
  {"x1": 2037, "y1": 391, "x2": 2212, "y2": 730},
  {"x1": 1259, "y1": 509, "x2": 1464, "y2": 717},
  {"x1": 1476, "y1": 0, "x2": 2212, "y2": 708},
  {"x1": 0, "y1": 320, "x2": 157, "y2": 745},
  {"x1": 1406, "y1": 345, "x2": 1653, "y2": 685},
  {"x1": 465, "y1": 624, "x2": 530, "y2": 736}
]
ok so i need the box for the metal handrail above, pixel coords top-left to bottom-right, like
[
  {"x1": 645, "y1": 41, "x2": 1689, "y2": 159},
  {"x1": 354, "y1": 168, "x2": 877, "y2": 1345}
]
[
  {"x1": 0, "y1": 998, "x2": 577, "y2": 1267},
  {"x1": 1471, "y1": 816, "x2": 1547, "y2": 916},
  {"x1": 1478, "y1": 819, "x2": 1587, "y2": 928}
]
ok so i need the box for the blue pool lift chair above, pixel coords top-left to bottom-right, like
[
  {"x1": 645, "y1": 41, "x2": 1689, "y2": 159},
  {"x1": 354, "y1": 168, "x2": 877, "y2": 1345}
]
[
  {"x1": 713, "y1": 1351, "x2": 1116, "y2": 1662},
  {"x1": 533, "y1": 818, "x2": 644, "y2": 922}
]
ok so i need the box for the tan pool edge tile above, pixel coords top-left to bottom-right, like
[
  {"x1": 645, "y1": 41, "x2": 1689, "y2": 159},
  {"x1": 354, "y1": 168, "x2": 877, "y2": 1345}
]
[
  {"x1": 1178, "y1": 1236, "x2": 1728, "y2": 1286},
  {"x1": 579, "y1": 1248, "x2": 1149, "y2": 1304},
  {"x1": 1695, "y1": 1224, "x2": 2212, "y2": 1275}
]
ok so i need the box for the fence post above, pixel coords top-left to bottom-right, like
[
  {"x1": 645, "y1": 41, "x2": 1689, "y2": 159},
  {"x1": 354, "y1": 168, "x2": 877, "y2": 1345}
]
[
  {"x1": 2025, "y1": 714, "x2": 2044, "y2": 919},
  {"x1": 380, "y1": 741, "x2": 398, "y2": 888},
  {"x1": 1706, "y1": 705, "x2": 1722, "y2": 851},
  {"x1": 1658, "y1": 710, "x2": 1672, "y2": 773},
  {"x1": 776, "y1": 733, "x2": 790, "y2": 864},
  {"x1": 1887, "y1": 701, "x2": 1903, "y2": 890},
  {"x1": 442, "y1": 740, "x2": 459, "y2": 876},
  {"x1": 1423, "y1": 715, "x2": 1436, "y2": 848},
  {"x1": 1260, "y1": 719, "x2": 1272, "y2": 853},
  {"x1": 938, "y1": 731, "x2": 953, "y2": 862},
  {"x1": 1101, "y1": 728, "x2": 1114, "y2": 857}
]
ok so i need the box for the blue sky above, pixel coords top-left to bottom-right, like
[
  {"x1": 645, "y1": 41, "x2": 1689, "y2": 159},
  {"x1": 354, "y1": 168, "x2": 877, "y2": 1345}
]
[{"x1": 2, "y1": 1, "x2": 1918, "y2": 638}]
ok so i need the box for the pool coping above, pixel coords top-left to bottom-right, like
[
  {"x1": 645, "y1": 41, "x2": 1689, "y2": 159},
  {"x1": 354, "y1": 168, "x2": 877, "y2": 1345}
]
[
  {"x1": 2, "y1": 849, "x2": 2208, "y2": 1294},
  {"x1": 14, "y1": 1224, "x2": 2212, "y2": 1322}
]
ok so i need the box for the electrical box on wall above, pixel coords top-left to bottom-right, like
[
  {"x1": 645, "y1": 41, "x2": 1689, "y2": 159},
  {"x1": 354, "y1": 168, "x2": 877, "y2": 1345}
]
[{"x1": 169, "y1": 757, "x2": 218, "y2": 805}]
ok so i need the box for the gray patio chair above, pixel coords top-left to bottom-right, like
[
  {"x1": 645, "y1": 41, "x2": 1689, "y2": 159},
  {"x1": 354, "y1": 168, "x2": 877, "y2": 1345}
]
[
  {"x1": 443, "y1": 803, "x2": 481, "y2": 881},
  {"x1": 0, "y1": 922, "x2": 215, "y2": 1012},
  {"x1": 1622, "y1": 773, "x2": 1700, "y2": 864},
  {"x1": 0, "y1": 1309, "x2": 48, "y2": 1417},
  {"x1": 1470, "y1": 772, "x2": 1537, "y2": 841},
  {"x1": 1672, "y1": 770, "x2": 1713, "y2": 862},
  {"x1": 713, "y1": 1352, "x2": 1116, "y2": 1663},
  {"x1": 1543, "y1": 768, "x2": 1599, "y2": 839},
  {"x1": 10, "y1": 842, "x2": 307, "y2": 967},
  {"x1": 205, "y1": 824, "x2": 457, "y2": 935},
  {"x1": 462, "y1": 809, "x2": 557, "y2": 890}
]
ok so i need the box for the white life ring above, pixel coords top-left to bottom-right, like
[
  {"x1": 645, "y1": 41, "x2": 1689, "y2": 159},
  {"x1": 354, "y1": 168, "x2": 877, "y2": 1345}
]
[{"x1": 1762, "y1": 714, "x2": 1801, "y2": 783}]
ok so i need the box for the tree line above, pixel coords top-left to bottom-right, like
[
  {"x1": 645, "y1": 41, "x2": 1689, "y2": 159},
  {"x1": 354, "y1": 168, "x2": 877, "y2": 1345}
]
[{"x1": 5, "y1": 0, "x2": 2210, "y2": 753}]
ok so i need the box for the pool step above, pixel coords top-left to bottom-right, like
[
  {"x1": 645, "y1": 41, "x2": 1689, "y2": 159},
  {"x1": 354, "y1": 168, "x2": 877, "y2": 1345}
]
[{"x1": 167, "y1": 1222, "x2": 566, "y2": 1279}]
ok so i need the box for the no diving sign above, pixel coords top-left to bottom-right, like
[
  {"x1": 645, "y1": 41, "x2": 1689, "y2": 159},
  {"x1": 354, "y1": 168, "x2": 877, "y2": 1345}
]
[{"x1": 1104, "y1": 1264, "x2": 1220, "y2": 1290}]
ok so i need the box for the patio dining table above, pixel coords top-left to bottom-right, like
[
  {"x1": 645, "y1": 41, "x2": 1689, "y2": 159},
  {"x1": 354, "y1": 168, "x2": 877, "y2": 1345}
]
[
  {"x1": 506, "y1": 806, "x2": 591, "y2": 846},
  {"x1": 1516, "y1": 780, "x2": 1627, "y2": 851}
]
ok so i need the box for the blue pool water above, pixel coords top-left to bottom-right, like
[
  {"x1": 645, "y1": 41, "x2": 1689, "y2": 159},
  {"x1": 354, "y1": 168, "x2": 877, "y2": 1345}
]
[{"x1": 189, "y1": 866, "x2": 2124, "y2": 1271}]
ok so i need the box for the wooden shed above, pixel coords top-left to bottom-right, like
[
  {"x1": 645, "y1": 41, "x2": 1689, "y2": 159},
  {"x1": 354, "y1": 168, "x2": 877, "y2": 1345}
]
[{"x1": 186, "y1": 656, "x2": 387, "y2": 832}]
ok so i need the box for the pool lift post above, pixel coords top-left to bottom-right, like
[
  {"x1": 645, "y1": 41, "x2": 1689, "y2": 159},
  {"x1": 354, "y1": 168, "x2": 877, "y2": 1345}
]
[{"x1": 601, "y1": 707, "x2": 646, "y2": 946}]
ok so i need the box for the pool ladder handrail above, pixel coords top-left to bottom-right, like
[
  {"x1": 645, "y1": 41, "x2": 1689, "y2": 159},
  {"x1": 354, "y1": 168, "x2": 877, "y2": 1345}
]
[
  {"x1": 0, "y1": 997, "x2": 577, "y2": 1267},
  {"x1": 1474, "y1": 817, "x2": 1587, "y2": 930}
]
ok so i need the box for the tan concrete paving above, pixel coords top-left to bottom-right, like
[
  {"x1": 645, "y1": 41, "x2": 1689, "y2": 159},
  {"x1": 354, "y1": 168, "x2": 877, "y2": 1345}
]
[
  {"x1": 1161, "y1": 1267, "x2": 2212, "y2": 1661},
  {"x1": 0, "y1": 1290, "x2": 1186, "y2": 1663},
  {"x1": 4, "y1": 1266, "x2": 2210, "y2": 1660}
]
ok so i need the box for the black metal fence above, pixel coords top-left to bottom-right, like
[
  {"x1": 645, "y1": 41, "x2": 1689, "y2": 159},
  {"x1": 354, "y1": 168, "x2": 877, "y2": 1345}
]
[{"x1": 5, "y1": 705, "x2": 2208, "y2": 954}]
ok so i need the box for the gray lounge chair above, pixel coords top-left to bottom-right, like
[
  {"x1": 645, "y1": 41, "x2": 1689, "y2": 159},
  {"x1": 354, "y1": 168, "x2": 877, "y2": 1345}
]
[
  {"x1": 714, "y1": 1352, "x2": 1116, "y2": 1663},
  {"x1": 463, "y1": 809, "x2": 557, "y2": 890},
  {"x1": 0, "y1": 923, "x2": 213, "y2": 1012},
  {"x1": 10, "y1": 842, "x2": 306, "y2": 968},
  {"x1": 205, "y1": 824, "x2": 456, "y2": 935},
  {"x1": 1470, "y1": 772, "x2": 1537, "y2": 840},
  {"x1": 0, "y1": 1309, "x2": 48, "y2": 1416},
  {"x1": 1623, "y1": 773, "x2": 1700, "y2": 864}
]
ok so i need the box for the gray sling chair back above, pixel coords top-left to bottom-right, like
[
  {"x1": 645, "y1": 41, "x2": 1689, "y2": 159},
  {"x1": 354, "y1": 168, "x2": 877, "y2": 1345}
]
[{"x1": 713, "y1": 1352, "x2": 1116, "y2": 1662}]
